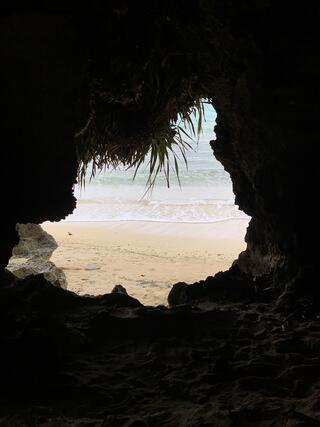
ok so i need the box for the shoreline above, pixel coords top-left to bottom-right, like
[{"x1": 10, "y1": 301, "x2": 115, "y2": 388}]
[
  {"x1": 42, "y1": 219, "x2": 249, "y2": 305},
  {"x1": 62, "y1": 216, "x2": 249, "y2": 225}
]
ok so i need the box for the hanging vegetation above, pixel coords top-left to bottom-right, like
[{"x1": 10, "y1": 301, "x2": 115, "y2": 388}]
[{"x1": 75, "y1": 84, "x2": 208, "y2": 192}]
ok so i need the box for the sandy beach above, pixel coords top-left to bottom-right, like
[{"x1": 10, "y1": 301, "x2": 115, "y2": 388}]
[{"x1": 42, "y1": 219, "x2": 249, "y2": 306}]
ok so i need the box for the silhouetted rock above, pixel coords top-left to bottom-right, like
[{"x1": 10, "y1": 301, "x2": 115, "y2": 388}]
[
  {"x1": 98, "y1": 291, "x2": 142, "y2": 308},
  {"x1": 168, "y1": 267, "x2": 257, "y2": 306},
  {"x1": 0, "y1": 275, "x2": 320, "y2": 425},
  {"x1": 112, "y1": 284, "x2": 128, "y2": 295}
]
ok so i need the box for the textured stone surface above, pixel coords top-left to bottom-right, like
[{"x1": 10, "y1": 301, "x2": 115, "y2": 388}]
[
  {"x1": 0, "y1": 276, "x2": 319, "y2": 425},
  {"x1": 7, "y1": 224, "x2": 67, "y2": 289},
  {"x1": 7, "y1": 258, "x2": 67, "y2": 289},
  {"x1": 12, "y1": 224, "x2": 58, "y2": 259}
]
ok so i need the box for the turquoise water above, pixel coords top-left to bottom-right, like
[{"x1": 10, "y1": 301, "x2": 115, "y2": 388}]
[{"x1": 67, "y1": 104, "x2": 248, "y2": 223}]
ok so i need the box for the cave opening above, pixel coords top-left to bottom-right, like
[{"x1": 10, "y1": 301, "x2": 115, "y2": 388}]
[
  {"x1": 8, "y1": 103, "x2": 249, "y2": 306},
  {"x1": 2, "y1": 3, "x2": 320, "y2": 423}
]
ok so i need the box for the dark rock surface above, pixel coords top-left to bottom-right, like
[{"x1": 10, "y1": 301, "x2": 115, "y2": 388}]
[
  {"x1": 0, "y1": 11, "x2": 87, "y2": 270},
  {"x1": 112, "y1": 284, "x2": 129, "y2": 295},
  {"x1": 0, "y1": 277, "x2": 320, "y2": 425},
  {"x1": 168, "y1": 266, "x2": 259, "y2": 307}
]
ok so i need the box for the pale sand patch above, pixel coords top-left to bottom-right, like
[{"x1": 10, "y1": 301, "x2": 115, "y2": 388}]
[{"x1": 42, "y1": 219, "x2": 249, "y2": 306}]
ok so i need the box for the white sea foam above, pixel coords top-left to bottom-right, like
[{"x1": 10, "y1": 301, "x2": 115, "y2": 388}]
[{"x1": 66, "y1": 104, "x2": 249, "y2": 223}]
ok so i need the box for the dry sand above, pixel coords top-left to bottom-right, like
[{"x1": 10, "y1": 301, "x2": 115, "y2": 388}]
[{"x1": 42, "y1": 219, "x2": 249, "y2": 306}]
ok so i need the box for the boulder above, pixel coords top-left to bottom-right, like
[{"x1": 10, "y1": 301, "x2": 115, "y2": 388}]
[
  {"x1": 111, "y1": 284, "x2": 128, "y2": 295},
  {"x1": 6, "y1": 223, "x2": 67, "y2": 289},
  {"x1": 12, "y1": 223, "x2": 57, "y2": 259}
]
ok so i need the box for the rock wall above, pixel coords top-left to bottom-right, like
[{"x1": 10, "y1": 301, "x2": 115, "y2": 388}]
[
  {"x1": 0, "y1": 11, "x2": 88, "y2": 270},
  {"x1": 203, "y1": 2, "x2": 319, "y2": 298}
]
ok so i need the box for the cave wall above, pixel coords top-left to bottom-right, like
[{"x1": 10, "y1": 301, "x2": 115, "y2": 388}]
[
  {"x1": 0, "y1": 2, "x2": 318, "y2": 295},
  {"x1": 0, "y1": 11, "x2": 88, "y2": 269},
  {"x1": 201, "y1": 2, "x2": 319, "y2": 294}
]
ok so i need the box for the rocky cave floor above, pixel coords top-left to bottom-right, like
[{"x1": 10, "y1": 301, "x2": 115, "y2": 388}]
[{"x1": 0, "y1": 274, "x2": 320, "y2": 426}]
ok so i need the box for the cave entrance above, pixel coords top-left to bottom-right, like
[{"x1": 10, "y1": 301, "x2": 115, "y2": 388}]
[{"x1": 40, "y1": 103, "x2": 249, "y2": 305}]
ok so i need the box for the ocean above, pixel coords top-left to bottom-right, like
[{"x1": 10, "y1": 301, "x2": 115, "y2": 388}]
[{"x1": 67, "y1": 104, "x2": 248, "y2": 223}]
